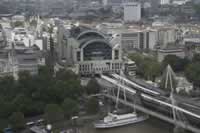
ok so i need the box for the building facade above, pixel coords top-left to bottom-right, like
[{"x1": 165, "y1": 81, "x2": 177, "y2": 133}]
[
  {"x1": 56, "y1": 24, "x2": 123, "y2": 75},
  {"x1": 124, "y1": 2, "x2": 141, "y2": 22},
  {"x1": 119, "y1": 29, "x2": 157, "y2": 52}
]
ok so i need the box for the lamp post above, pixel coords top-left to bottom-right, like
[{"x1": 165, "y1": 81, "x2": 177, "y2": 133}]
[
  {"x1": 71, "y1": 116, "x2": 79, "y2": 133},
  {"x1": 46, "y1": 124, "x2": 52, "y2": 133}
]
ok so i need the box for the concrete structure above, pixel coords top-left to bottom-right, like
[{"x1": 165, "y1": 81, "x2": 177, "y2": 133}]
[
  {"x1": 119, "y1": 29, "x2": 157, "y2": 52},
  {"x1": 11, "y1": 15, "x2": 25, "y2": 23},
  {"x1": 0, "y1": 45, "x2": 43, "y2": 78},
  {"x1": 101, "y1": 73, "x2": 200, "y2": 133},
  {"x1": 184, "y1": 34, "x2": 200, "y2": 58},
  {"x1": 176, "y1": 77, "x2": 193, "y2": 94},
  {"x1": 160, "y1": 0, "x2": 170, "y2": 5},
  {"x1": 124, "y1": 59, "x2": 136, "y2": 76},
  {"x1": 157, "y1": 48, "x2": 185, "y2": 62},
  {"x1": 156, "y1": 27, "x2": 178, "y2": 47},
  {"x1": 56, "y1": 24, "x2": 123, "y2": 75},
  {"x1": 124, "y1": 2, "x2": 141, "y2": 22},
  {"x1": 172, "y1": 0, "x2": 191, "y2": 5}
]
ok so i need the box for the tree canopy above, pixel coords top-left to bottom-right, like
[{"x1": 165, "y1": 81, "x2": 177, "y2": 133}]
[
  {"x1": 0, "y1": 66, "x2": 83, "y2": 131},
  {"x1": 45, "y1": 104, "x2": 64, "y2": 123},
  {"x1": 62, "y1": 98, "x2": 79, "y2": 119},
  {"x1": 185, "y1": 62, "x2": 200, "y2": 87},
  {"x1": 85, "y1": 78, "x2": 100, "y2": 95},
  {"x1": 86, "y1": 97, "x2": 99, "y2": 114},
  {"x1": 129, "y1": 53, "x2": 161, "y2": 81},
  {"x1": 9, "y1": 112, "x2": 25, "y2": 131},
  {"x1": 162, "y1": 55, "x2": 190, "y2": 72}
]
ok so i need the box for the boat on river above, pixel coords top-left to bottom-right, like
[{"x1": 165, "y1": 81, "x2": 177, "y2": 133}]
[{"x1": 94, "y1": 112, "x2": 148, "y2": 129}]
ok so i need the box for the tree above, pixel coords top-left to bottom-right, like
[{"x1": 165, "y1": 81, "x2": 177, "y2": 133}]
[
  {"x1": 0, "y1": 76, "x2": 16, "y2": 99},
  {"x1": 162, "y1": 55, "x2": 189, "y2": 72},
  {"x1": 185, "y1": 63, "x2": 200, "y2": 88},
  {"x1": 30, "y1": 20, "x2": 37, "y2": 26},
  {"x1": 86, "y1": 78, "x2": 100, "y2": 95},
  {"x1": 62, "y1": 98, "x2": 79, "y2": 118},
  {"x1": 45, "y1": 104, "x2": 64, "y2": 123},
  {"x1": 128, "y1": 53, "x2": 161, "y2": 80},
  {"x1": 143, "y1": 59, "x2": 161, "y2": 81},
  {"x1": 12, "y1": 21, "x2": 24, "y2": 27},
  {"x1": 193, "y1": 4, "x2": 200, "y2": 17},
  {"x1": 56, "y1": 69, "x2": 79, "y2": 81},
  {"x1": 86, "y1": 97, "x2": 99, "y2": 114},
  {"x1": 9, "y1": 112, "x2": 25, "y2": 131},
  {"x1": 192, "y1": 54, "x2": 200, "y2": 63}
]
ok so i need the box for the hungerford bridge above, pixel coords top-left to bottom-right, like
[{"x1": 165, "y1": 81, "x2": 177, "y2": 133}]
[{"x1": 97, "y1": 66, "x2": 200, "y2": 133}]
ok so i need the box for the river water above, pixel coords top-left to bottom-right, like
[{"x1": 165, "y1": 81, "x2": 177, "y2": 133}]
[{"x1": 80, "y1": 117, "x2": 174, "y2": 133}]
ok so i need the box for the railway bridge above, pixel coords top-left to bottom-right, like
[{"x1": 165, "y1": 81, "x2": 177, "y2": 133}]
[{"x1": 98, "y1": 72, "x2": 200, "y2": 133}]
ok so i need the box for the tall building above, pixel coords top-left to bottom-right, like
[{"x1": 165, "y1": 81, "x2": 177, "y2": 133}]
[
  {"x1": 156, "y1": 27, "x2": 178, "y2": 47},
  {"x1": 118, "y1": 29, "x2": 157, "y2": 52},
  {"x1": 124, "y1": 2, "x2": 141, "y2": 22}
]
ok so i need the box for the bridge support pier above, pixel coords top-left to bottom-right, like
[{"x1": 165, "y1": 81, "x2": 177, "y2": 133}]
[{"x1": 173, "y1": 126, "x2": 185, "y2": 133}]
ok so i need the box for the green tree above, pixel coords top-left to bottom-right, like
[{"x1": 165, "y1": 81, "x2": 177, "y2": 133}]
[
  {"x1": 45, "y1": 104, "x2": 64, "y2": 123},
  {"x1": 193, "y1": 4, "x2": 200, "y2": 17},
  {"x1": 192, "y1": 54, "x2": 200, "y2": 63},
  {"x1": 12, "y1": 21, "x2": 24, "y2": 27},
  {"x1": 9, "y1": 112, "x2": 25, "y2": 131},
  {"x1": 0, "y1": 76, "x2": 16, "y2": 100},
  {"x1": 86, "y1": 78, "x2": 100, "y2": 95},
  {"x1": 30, "y1": 20, "x2": 37, "y2": 26},
  {"x1": 62, "y1": 98, "x2": 79, "y2": 118},
  {"x1": 86, "y1": 97, "x2": 99, "y2": 114},
  {"x1": 162, "y1": 55, "x2": 189, "y2": 72},
  {"x1": 143, "y1": 59, "x2": 161, "y2": 81},
  {"x1": 56, "y1": 69, "x2": 79, "y2": 81},
  {"x1": 128, "y1": 53, "x2": 161, "y2": 80},
  {"x1": 185, "y1": 62, "x2": 200, "y2": 87},
  {"x1": 0, "y1": 98, "x2": 13, "y2": 118}
]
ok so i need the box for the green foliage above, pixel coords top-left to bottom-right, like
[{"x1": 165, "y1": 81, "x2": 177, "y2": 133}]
[
  {"x1": 86, "y1": 97, "x2": 99, "y2": 114},
  {"x1": 30, "y1": 20, "x2": 37, "y2": 26},
  {"x1": 162, "y1": 55, "x2": 190, "y2": 72},
  {"x1": 45, "y1": 104, "x2": 64, "y2": 123},
  {"x1": 128, "y1": 53, "x2": 161, "y2": 81},
  {"x1": 9, "y1": 112, "x2": 25, "y2": 131},
  {"x1": 12, "y1": 21, "x2": 24, "y2": 27},
  {"x1": 193, "y1": 4, "x2": 200, "y2": 17},
  {"x1": 192, "y1": 54, "x2": 200, "y2": 63},
  {"x1": 86, "y1": 78, "x2": 100, "y2": 95},
  {"x1": 62, "y1": 98, "x2": 79, "y2": 118},
  {"x1": 0, "y1": 66, "x2": 82, "y2": 129},
  {"x1": 185, "y1": 62, "x2": 200, "y2": 87}
]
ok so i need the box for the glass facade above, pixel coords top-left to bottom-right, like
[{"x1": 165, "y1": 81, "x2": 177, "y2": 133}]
[{"x1": 83, "y1": 42, "x2": 112, "y2": 61}]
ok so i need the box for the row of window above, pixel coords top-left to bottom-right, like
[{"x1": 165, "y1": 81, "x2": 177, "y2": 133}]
[{"x1": 79, "y1": 63, "x2": 122, "y2": 73}]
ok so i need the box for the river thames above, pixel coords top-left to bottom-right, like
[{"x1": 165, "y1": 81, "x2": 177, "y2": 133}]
[{"x1": 80, "y1": 117, "x2": 175, "y2": 133}]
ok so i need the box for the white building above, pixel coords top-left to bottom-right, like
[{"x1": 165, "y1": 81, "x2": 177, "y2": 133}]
[
  {"x1": 157, "y1": 48, "x2": 185, "y2": 62},
  {"x1": 172, "y1": 0, "x2": 191, "y2": 5},
  {"x1": 56, "y1": 25, "x2": 123, "y2": 75},
  {"x1": 156, "y1": 27, "x2": 178, "y2": 47},
  {"x1": 160, "y1": 0, "x2": 170, "y2": 5},
  {"x1": 124, "y1": 2, "x2": 141, "y2": 22},
  {"x1": 119, "y1": 29, "x2": 157, "y2": 52}
]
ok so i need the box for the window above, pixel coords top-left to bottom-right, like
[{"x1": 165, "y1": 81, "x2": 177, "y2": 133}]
[
  {"x1": 114, "y1": 50, "x2": 119, "y2": 60},
  {"x1": 77, "y1": 51, "x2": 80, "y2": 61}
]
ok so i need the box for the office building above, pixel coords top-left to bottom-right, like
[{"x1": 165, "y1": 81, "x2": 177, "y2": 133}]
[
  {"x1": 124, "y1": 2, "x2": 141, "y2": 22},
  {"x1": 118, "y1": 29, "x2": 157, "y2": 52}
]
